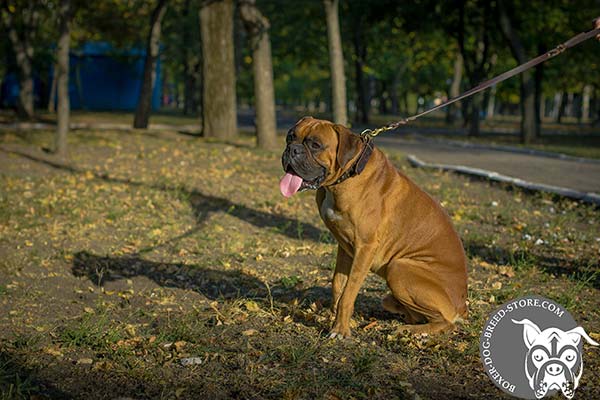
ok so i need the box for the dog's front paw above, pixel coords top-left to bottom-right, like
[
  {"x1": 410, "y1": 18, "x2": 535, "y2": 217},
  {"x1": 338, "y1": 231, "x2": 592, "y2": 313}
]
[{"x1": 328, "y1": 324, "x2": 351, "y2": 339}]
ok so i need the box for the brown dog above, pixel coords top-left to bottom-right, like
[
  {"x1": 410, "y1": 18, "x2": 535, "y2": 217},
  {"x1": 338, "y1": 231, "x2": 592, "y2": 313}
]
[{"x1": 280, "y1": 117, "x2": 468, "y2": 338}]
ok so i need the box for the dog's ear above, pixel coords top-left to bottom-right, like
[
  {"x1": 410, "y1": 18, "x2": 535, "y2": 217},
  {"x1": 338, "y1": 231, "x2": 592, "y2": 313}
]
[
  {"x1": 333, "y1": 124, "x2": 363, "y2": 170},
  {"x1": 512, "y1": 319, "x2": 542, "y2": 349},
  {"x1": 564, "y1": 326, "x2": 600, "y2": 346}
]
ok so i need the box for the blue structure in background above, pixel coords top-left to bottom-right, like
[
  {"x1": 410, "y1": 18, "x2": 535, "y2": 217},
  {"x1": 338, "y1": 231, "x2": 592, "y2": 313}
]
[
  {"x1": 0, "y1": 74, "x2": 44, "y2": 109},
  {"x1": 0, "y1": 42, "x2": 162, "y2": 111}
]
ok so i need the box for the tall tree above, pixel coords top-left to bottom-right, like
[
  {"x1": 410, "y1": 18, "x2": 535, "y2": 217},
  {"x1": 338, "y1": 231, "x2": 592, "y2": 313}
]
[
  {"x1": 239, "y1": 0, "x2": 277, "y2": 150},
  {"x1": 456, "y1": 0, "x2": 494, "y2": 137},
  {"x1": 352, "y1": 17, "x2": 369, "y2": 124},
  {"x1": 0, "y1": 1, "x2": 39, "y2": 118},
  {"x1": 200, "y1": 0, "x2": 237, "y2": 139},
  {"x1": 323, "y1": 0, "x2": 347, "y2": 125},
  {"x1": 180, "y1": 0, "x2": 201, "y2": 115},
  {"x1": 498, "y1": 0, "x2": 537, "y2": 144},
  {"x1": 446, "y1": 52, "x2": 463, "y2": 123},
  {"x1": 133, "y1": 0, "x2": 168, "y2": 129},
  {"x1": 55, "y1": 0, "x2": 74, "y2": 157}
]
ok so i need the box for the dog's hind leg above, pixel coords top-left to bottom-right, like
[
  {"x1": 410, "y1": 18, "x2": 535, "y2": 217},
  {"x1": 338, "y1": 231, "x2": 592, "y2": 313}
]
[{"x1": 384, "y1": 258, "x2": 464, "y2": 335}]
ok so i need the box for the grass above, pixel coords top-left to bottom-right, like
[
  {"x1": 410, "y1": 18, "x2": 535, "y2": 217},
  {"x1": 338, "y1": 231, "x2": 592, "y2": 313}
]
[
  {"x1": 58, "y1": 312, "x2": 125, "y2": 350},
  {"x1": 0, "y1": 127, "x2": 598, "y2": 399},
  {"x1": 0, "y1": 357, "x2": 39, "y2": 400}
]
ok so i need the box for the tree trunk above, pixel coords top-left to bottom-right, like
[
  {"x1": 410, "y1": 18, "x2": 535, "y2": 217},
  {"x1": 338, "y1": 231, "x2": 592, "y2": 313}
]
[
  {"x1": 534, "y1": 44, "x2": 544, "y2": 137},
  {"x1": 486, "y1": 85, "x2": 496, "y2": 119},
  {"x1": 565, "y1": 92, "x2": 574, "y2": 118},
  {"x1": 47, "y1": 62, "x2": 58, "y2": 113},
  {"x1": 582, "y1": 85, "x2": 592, "y2": 123},
  {"x1": 520, "y1": 70, "x2": 536, "y2": 144},
  {"x1": 468, "y1": 94, "x2": 481, "y2": 137},
  {"x1": 182, "y1": 0, "x2": 192, "y2": 114},
  {"x1": 239, "y1": 0, "x2": 277, "y2": 150},
  {"x1": 55, "y1": 0, "x2": 73, "y2": 157},
  {"x1": 353, "y1": 27, "x2": 369, "y2": 124},
  {"x1": 557, "y1": 92, "x2": 567, "y2": 123},
  {"x1": 183, "y1": 64, "x2": 195, "y2": 115},
  {"x1": 552, "y1": 92, "x2": 562, "y2": 121},
  {"x1": 133, "y1": 0, "x2": 168, "y2": 129},
  {"x1": 456, "y1": 0, "x2": 491, "y2": 136},
  {"x1": 498, "y1": 0, "x2": 537, "y2": 144},
  {"x1": 402, "y1": 92, "x2": 408, "y2": 115},
  {"x1": 461, "y1": 98, "x2": 471, "y2": 128},
  {"x1": 200, "y1": 0, "x2": 237, "y2": 139},
  {"x1": 1, "y1": 6, "x2": 36, "y2": 118},
  {"x1": 446, "y1": 52, "x2": 463, "y2": 124},
  {"x1": 323, "y1": 0, "x2": 347, "y2": 126}
]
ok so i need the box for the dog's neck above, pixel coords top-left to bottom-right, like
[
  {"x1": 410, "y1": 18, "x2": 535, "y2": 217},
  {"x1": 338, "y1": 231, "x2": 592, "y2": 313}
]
[
  {"x1": 331, "y1": 137, "x2": 374, "y2": 186},
  {"x1": 323, "y1": 146, "x2": 383, "y2": 212}
]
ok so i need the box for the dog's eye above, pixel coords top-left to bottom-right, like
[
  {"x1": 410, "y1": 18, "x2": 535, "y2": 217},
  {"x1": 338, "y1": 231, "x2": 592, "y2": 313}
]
[
  {"x1": 307, "y1": 140, "x2": 322, "y2": 150},
  {"x1": 534, "y1": 354, "x2": 543, "y2": 361},
  {"x1": 565, "y1": 354, "x2": 574, "y2": 361}
]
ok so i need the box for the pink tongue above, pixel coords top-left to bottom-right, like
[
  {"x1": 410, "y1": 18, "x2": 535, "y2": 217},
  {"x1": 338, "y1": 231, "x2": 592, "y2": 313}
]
[{"x1": 279, "y1": 172, "x2": 303, "y2": 197}]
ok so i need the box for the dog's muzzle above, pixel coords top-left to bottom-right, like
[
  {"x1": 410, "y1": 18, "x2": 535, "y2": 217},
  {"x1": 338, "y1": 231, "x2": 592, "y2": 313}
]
[{"x1": 281, "y1": 144, "x2": 326, "y2": 191}]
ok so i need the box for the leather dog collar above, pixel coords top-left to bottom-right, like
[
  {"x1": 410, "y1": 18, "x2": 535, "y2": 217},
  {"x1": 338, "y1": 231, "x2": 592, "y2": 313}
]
[{"x1": 331, "y1": 136, "x2": 374, "y2": 186}]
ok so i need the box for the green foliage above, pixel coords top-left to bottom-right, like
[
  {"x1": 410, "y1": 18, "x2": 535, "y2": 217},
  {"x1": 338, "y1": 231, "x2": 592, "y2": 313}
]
[
  {"x1": 1, "y1": 0, "x2": 597, "y2": 122},
  {"x1": 73, "y1": 0, "x2": 154, "y2": 48},
  {"x1": 280, "y1": 275, "x2": 302, "y2": 289},
  {"x1": 352, "y1": 349, "x2": 379, "y2": 375},
  {"x1": 58, "y1": 312, "x2": 124, "y2": 351}
]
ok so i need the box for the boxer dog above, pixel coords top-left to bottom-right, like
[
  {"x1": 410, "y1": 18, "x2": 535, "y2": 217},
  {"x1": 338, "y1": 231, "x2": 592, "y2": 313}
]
[
  {"x1": 513, "y1": 319, "x2": 599, "y2": 399},
  {"x1": 279, "y1": 117, "x2": 468, "y2": 337}
]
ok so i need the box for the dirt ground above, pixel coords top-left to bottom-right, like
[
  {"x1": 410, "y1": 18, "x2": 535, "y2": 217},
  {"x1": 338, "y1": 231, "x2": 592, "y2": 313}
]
[{"x1": 0, "y1": 128, "x2": 599, "y2": 399}]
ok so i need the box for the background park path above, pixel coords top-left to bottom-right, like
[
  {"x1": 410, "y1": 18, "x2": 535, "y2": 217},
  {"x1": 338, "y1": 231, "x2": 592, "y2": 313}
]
[{"x1": 375, "y1": 134, "x2": 600, "y2": 201}]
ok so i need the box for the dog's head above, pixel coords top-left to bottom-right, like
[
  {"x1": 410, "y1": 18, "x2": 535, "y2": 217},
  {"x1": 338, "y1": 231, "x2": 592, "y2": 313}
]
[
  {"x1": 512, "y1": 318, "x2": 599, "y2": 399},
  {"x1": 279, "y1": 117, "x2": 365, "y2": 197}
]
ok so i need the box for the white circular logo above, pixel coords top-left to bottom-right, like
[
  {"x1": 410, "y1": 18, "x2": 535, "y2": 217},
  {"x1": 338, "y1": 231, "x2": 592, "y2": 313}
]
[{"x1": 480, "y1": 295, "x2": 598, "y2": 399}]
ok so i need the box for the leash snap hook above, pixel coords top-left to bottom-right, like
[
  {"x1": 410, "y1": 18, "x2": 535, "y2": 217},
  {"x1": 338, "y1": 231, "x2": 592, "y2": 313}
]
[{"x1": 360, "y1": 129, "x2": 374, "y2": 139}]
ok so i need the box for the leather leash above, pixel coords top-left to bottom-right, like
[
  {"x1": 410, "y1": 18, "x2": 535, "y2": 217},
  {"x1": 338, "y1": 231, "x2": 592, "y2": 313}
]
[{"x1": 360, "y1": 23, "x2": 600, "y2": 139}]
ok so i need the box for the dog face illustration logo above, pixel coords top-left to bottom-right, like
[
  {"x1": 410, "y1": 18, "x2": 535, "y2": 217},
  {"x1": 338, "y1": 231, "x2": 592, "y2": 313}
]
[
  {"x1": 480, "y1": 296, "x2": 597, "y2": 399},
  {"x1": 512, "y1": 319, "x2": 599, "y2": 399}
]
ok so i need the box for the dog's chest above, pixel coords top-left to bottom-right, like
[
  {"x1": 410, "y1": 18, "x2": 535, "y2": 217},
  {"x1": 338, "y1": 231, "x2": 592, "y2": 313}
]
[
  {"x1": 318, "y1": 190, "x2": 354, "y2": 244},
  {"x1": 320, "y1": 190, "x2": 342, "y2": 221}
]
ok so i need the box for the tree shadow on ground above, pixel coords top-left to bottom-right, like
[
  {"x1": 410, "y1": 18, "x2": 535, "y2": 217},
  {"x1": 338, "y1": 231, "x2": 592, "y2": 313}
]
[
  {"x1": 465, "y1": 238, "x2": 600, "y2": 289},
  {"x1": 71, "y1": 251, "x2": 386, "y2": 321},
  {"x1": 187, "y1": 191, "x2": 326, "y2": 243},
  {"x1": 72, "y1": 250, "x2": 268, "y2": 300},
  {"x1": 0, "y1": 351, "x2": 71, "y2": 399},
  {"x1": 0, "y1": 146, "x2": 327, "y2": 243},
  {"x1": 0, "y1": 349, "x2": 180, "y2": 400}
]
